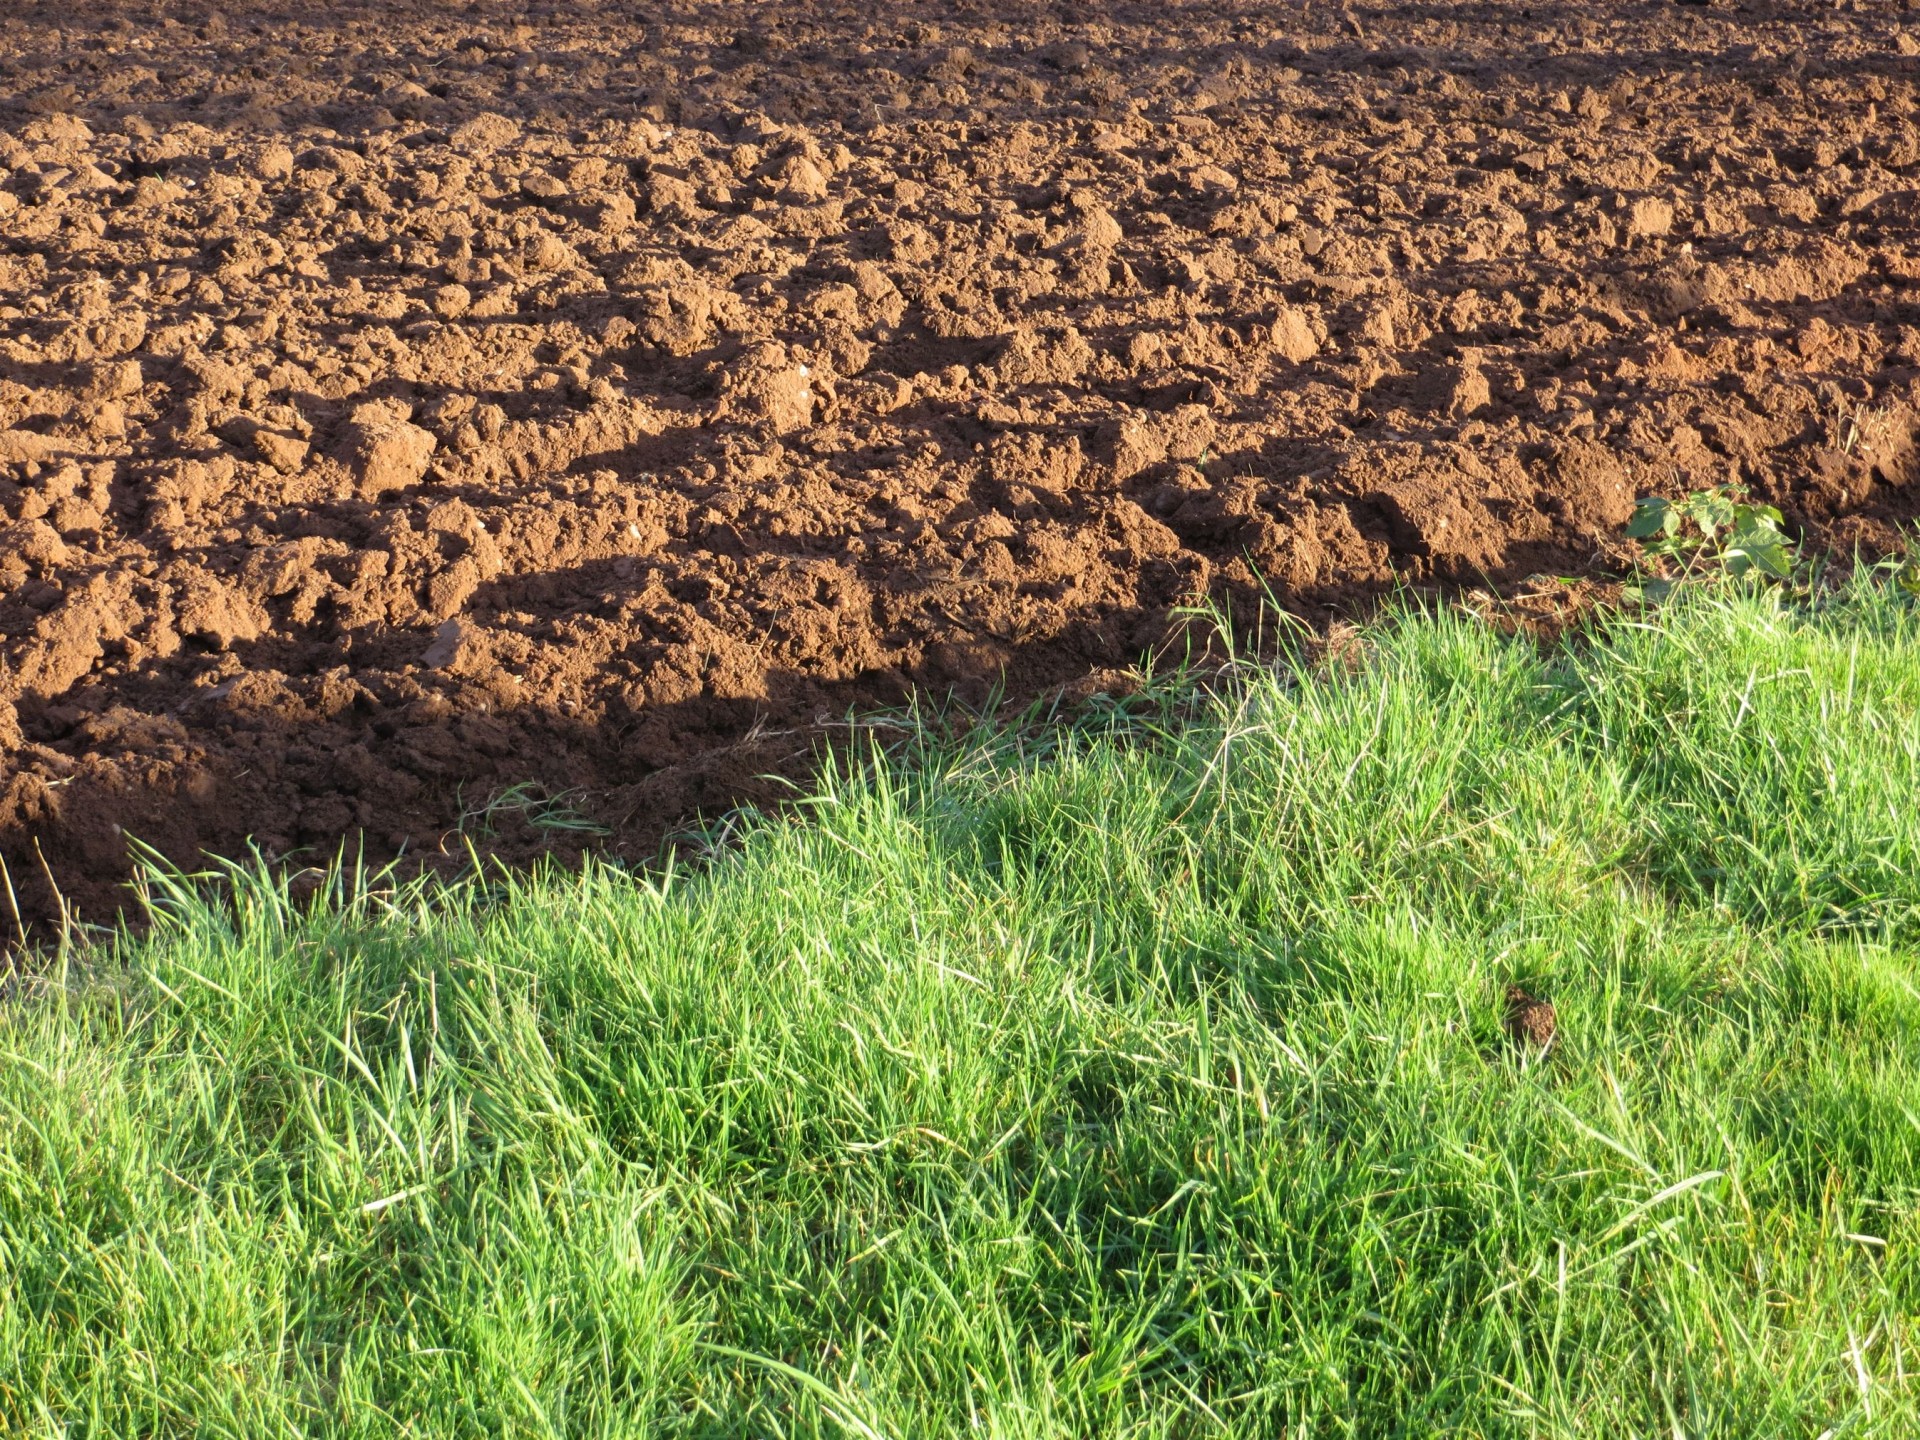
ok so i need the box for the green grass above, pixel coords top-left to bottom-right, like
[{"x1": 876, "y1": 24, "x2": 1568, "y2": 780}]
[{"x1": 7, "y1": 579, "x2": 1920, "y2": 1437}]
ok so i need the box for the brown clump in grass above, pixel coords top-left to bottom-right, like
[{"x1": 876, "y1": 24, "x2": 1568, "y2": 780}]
[{"x1": 1503, "y1": 985, "x2": 1558, "y2": 1054}]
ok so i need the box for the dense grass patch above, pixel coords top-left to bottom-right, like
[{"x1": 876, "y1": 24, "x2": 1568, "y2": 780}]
[{"x1": 7, "y1": 581, "x2": 1920, "y2": 1437}]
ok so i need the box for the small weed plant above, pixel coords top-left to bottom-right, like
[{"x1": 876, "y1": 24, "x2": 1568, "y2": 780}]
[{"x1": 1626, "y1": 485, "x2": 1796, "y2": 583}]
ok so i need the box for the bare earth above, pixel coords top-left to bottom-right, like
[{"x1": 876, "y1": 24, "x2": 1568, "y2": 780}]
[{"x1": 2, "y1": 0, "x2": 1918, "y2": 928}]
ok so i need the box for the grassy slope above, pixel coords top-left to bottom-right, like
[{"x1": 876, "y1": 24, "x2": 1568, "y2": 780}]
[{"x1": 6, "y1": 583, "x2": 1920, "y2": 1438}]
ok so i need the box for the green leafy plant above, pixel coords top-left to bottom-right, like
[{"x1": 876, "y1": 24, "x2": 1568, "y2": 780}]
[
  {"x1": 1893, "y1": 549, "x2": 1920, "y2": 600},
  {"x1": 1626, "y1": 486, "x2": 1796, "y2": 582}
]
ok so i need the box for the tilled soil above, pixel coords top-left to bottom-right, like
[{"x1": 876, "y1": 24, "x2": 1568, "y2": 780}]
[{"x1": 3, "y1": 0, "x2": 1919, "y2": 930}]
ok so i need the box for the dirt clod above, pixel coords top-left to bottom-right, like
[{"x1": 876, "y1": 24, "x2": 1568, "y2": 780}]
[
  {"x1": 341, "y1": 415, "x2": 437, "y2": 500},
  {"x1": 1504, "y1": 986, "x2": 1559, "y2": 1053}
]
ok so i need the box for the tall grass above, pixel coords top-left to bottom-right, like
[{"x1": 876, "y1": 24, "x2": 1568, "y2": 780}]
[{"x1": 5, "y1": 579, "x2": 1920, "y2": 1437}]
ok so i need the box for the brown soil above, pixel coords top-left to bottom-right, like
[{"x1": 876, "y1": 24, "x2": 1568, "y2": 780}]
[
  {"x1": 1504, "y1": 984, "x2": 1559, "y2": 1053},
  {"x1": 3, "y1": 0, "x2": 1919, "y2": 933}
]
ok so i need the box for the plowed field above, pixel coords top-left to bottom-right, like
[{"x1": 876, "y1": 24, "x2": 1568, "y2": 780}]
[{"x1": 3, "y1": 0, "x2": 1918, "y2": 927}]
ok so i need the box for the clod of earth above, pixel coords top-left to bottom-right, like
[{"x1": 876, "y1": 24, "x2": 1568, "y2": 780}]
[{"x1": 1504, "y1": 985, "x2": 1559, "y2": 1053}]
